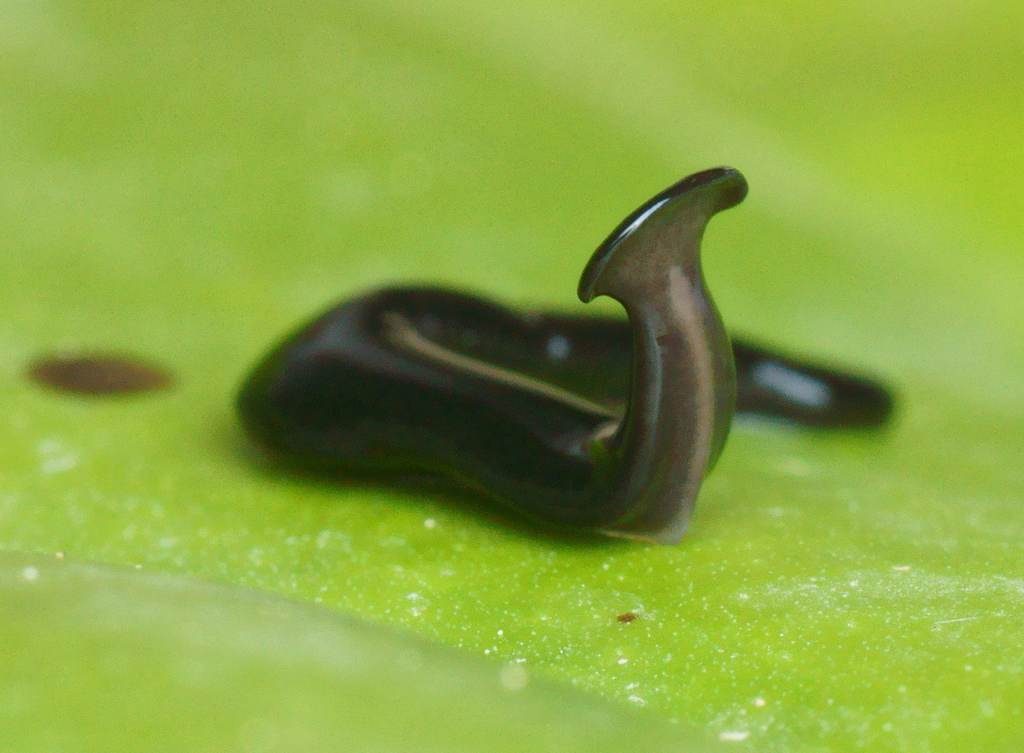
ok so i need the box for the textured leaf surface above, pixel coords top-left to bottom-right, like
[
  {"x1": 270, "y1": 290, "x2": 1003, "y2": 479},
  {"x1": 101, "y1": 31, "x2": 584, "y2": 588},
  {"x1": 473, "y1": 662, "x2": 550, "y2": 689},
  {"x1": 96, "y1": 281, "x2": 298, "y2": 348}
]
[
  {"x1": 0, "y1": 551, "x2": 701, "y2": 751},
  {"x1": 0, "y1": 0, "x2": 1022, "y2": 749}
]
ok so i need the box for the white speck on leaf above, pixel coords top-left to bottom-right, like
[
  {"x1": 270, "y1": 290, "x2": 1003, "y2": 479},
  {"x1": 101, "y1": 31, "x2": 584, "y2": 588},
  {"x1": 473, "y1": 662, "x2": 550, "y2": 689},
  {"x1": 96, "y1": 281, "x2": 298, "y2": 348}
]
[
  {"x1": 934, "y1": 616, "x2": 979, "y2": 626},
  {"x1": 40, "y1": 454, "x2": 77, "y2": 474},
  {"x1": 499, "y1": 663, "x2": 529, "y2": 692},
  {"x1": 778, "y1": 457, "x2": 814, "y2": 477},
  {"x1": 719, "y1": 731, "x2": 750, "y2": 742}
]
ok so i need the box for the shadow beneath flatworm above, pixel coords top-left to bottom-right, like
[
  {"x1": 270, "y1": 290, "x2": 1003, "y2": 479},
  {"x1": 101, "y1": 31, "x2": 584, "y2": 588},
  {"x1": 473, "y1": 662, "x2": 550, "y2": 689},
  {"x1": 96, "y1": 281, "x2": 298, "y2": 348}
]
[
  {"x1": 218, "y1": 417, "x2": 627, "y2": 550},
  {"x1": 217, "y1": 412, "x2": 898, "y2": 550}
]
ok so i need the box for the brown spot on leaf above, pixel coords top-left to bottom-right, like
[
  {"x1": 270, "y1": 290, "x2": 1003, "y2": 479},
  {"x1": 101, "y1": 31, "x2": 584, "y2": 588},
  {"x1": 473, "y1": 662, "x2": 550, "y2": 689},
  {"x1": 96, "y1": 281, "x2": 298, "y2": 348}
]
[
  {"x1": 616, "y1": 612, "x2": 638, "y2": 624},
  {"x1": 28, "y1": 353, "x2": 174, "y2": 396}
]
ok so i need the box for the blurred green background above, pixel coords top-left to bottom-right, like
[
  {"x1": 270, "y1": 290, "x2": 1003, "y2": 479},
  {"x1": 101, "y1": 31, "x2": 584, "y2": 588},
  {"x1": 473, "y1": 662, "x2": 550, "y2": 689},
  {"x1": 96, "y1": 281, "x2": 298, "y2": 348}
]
[{"x1": 1, "y1": 0, "x2": 1022, "y2": 749}]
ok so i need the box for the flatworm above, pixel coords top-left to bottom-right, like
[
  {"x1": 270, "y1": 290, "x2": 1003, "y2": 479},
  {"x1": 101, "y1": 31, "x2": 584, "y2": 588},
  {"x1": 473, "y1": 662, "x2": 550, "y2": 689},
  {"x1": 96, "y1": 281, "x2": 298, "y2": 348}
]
[{"x1": 238, "y1": 168, "x2": 892, "y2": 543}]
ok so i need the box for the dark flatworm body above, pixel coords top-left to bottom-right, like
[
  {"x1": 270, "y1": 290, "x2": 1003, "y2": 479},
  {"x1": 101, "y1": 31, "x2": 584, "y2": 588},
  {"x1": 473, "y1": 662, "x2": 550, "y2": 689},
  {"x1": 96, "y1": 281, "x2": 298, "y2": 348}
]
[{"x1": 238, "y1": 168, "x2": 893, "y2": 544}]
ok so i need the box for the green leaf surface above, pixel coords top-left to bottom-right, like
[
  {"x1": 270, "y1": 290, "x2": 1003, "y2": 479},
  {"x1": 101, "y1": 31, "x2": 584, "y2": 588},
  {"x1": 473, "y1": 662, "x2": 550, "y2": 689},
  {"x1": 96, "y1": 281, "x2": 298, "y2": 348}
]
[
  {"x1": 0, "y1": 550, "x2": 702, "y2": 751},
  {"x1": 1, "y1": 0, "x2": 1022, "y2": 749}
]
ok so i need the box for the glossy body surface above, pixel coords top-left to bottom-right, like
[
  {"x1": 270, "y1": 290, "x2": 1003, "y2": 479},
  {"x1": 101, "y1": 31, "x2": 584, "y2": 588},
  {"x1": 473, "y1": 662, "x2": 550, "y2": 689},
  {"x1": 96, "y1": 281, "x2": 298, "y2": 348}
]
[
  {"x1": 240, "y1": 290, "x2": 891, "y2": 433},
  {"x1": 239, "y1": 168, "x2": 748, "y2": 543}
]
